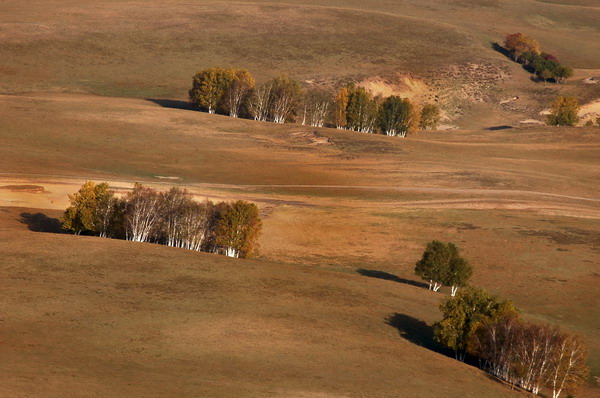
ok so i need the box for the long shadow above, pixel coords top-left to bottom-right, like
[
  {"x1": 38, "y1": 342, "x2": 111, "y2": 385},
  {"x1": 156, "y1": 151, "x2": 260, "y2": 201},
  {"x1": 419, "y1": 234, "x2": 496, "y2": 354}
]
[
  {"x1": 356, "y1": 268, "x2": 428, "y2": 289},
  {"x1": 386, "y1": 313, "x2": 449, "y2": 355},
  {"x1": 146, "y1": 98, "x2": 195, "y2": 111},
  {"x1": 486, "y1": 125, "x2": 512, "y2": 131},
  {"x1": 491, "y1": 42, "x2": 513, "y2": 59},
  {"x1": 19, "y1": 212, "x2": 65, "y2": 233}
]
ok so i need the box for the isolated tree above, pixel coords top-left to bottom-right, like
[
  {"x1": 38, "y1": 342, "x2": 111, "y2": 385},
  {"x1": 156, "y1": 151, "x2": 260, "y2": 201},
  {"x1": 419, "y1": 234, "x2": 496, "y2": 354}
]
[
  {"x1": 333, "y1": 87, "x2": 350, "y2": 129},
  {"x1": 419, "y1": 104, "x2": 441, "y2": 130},
  {"x1": 248, "y1": 81, "x2": 273, "y2": 122},
  {"x1": 434, "y1": 286, "x2": 515, "y2": 360},
  {"x1": 301, "y1": 87, "x2": 331, "y2": 127},
  {"x1": 215, "y1": 200, "x2": 262, "y2": 258},
  {"x1": 123, "y1": 183, "x2": 162, "y2": 243},
  {"x1": 378, "y1": 96, "x2": 413, "y2": 137},
  {"x1": 225, "y1": 69, "x2": 255, "y2": 118},
  {"x1": 62, "y1": 181, "x2": 119, "y2": 237},
  {"x1": 414, "y1": 240, "x2": 472, "y2": 293},
  {"x1": 189, "y1": 67, "x2": 235, "y2": 114},
  {"x1": 547, "y1": 96, "x2": 579, "y2": 126}
]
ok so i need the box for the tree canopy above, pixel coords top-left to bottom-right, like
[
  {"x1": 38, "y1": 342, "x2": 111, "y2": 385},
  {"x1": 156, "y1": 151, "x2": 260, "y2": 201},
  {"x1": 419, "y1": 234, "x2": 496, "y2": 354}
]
[
  {"x1": 414, "y1": 240, "x2": 473, "y2": 295},
  {"x1": 547, "y1": 96, "x2": 579, "y2": 126}
]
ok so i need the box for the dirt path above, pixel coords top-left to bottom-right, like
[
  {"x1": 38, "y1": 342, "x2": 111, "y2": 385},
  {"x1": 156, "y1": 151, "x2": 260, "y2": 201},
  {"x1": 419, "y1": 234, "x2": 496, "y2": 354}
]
[{"x1": 2, "y1": 173, "x2": 599, "y2": 219}]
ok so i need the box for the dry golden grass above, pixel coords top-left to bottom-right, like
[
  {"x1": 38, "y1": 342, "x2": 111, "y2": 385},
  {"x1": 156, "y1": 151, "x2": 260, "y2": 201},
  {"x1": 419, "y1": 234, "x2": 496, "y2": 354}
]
[
  {"x1": 0, "y1": 93, "x2": 599, "y2": 396},
  {"x1": 1, "y1": 206, "x2": 525, "y2": 398},
  {"x1": 1, "y1": 0, "x2": 600, "y2": 396}
]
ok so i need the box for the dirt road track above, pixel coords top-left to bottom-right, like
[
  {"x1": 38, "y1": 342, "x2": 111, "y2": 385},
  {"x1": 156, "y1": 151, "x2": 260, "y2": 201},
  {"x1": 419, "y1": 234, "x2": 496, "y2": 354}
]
[{"x1": 1, "y1": 173, "x2": 599, "y2": 219}]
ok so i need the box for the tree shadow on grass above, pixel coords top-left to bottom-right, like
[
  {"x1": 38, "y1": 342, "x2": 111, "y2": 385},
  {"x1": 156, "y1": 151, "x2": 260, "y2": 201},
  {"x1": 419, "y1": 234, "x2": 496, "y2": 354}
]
[
  {"x1": 491, "y1": 42, "x2": 513, "y2": 60},
  {"x1": 356, "y1": 269, "x2": 428, "y2": 289},
  {"x1": 386, "y1": 313, "x2": 450, "y2": 356},
  {"x1": 19, "y1": 212, "x2": 65, "y2": 233},
  {"x1": 146, "y1": 98, "x2": 195, "y2": 111}
]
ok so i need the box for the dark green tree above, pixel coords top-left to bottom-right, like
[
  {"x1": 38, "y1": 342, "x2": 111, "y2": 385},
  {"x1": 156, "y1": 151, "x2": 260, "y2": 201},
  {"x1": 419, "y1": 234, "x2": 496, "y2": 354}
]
[
  {"x1": 346, "y1": 86, "x2": 378, "y2": 133},
  {"x1": 378, "y1": 96, "x2": 413, "y2": 137},
  {"x1": 434, "y1": 287, "x2": 516, "y2": 360},
  {"x1": 414, "y1": 240, "x2": 472, "y2": 294}
]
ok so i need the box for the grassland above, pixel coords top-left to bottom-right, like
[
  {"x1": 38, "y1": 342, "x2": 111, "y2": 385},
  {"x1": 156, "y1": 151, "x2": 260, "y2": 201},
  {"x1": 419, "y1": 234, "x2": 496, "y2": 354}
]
[
  {"x1": 1, "y1": 93, "x2": 599, "y2": 396},
  {"x1": 1, "y1": 0, "x2": 599, "y2": 396}
]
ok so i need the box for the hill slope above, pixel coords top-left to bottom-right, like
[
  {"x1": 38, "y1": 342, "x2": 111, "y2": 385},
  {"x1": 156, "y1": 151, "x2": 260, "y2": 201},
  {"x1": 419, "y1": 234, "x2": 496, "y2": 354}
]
[{"x1": 0, "y1": 206, "x2": 520, "y2": 398}]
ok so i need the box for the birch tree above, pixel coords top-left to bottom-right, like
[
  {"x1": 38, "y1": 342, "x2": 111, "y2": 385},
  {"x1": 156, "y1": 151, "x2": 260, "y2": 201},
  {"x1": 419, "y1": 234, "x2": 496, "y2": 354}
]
[
  {"x1": 301, "y1": 87, "x2": 331, "y2": 127},
  {"x1": 333, "y1": 87, "x2": 349, "y2": 129},
  {"x1": 124, "y1": 183, "x2": 162, "y2": 243},
  {"x1": 434, "y1": 287, "x2": 513, "y2": 361},
  {"x1": 269, "y1": 74, "x2": 302, "y2": 124},
  {"x1": 226, "y1": 69, "x2": 255, "y2": 118},
  {"x1": 62, "y1": 181, "x2": 120, "y2": 237},
  {"x1": 215, "y1": 200, "x2": 262, "y2": 258},
  {"x1": 189, "y1": 67, "x2": 235, "y2": 114},
  {"x1": 248, "y1": 82, "x2": 273, "y2": 122},
  {"x1": 414, "y1": 240, "x2": 471, "y2": 293},
  {"x1": 547, "y1": 331, "x2": 589, "y2": 398},
  {"x1": 159, "y1": 188, "x2": 211, "y2": 251},
  {"x1": 346, "y1": 87, "x2": 378, "y2": 133},
  {"x1": 378, "y1": 96, "x2": 414, "y2": 137}
]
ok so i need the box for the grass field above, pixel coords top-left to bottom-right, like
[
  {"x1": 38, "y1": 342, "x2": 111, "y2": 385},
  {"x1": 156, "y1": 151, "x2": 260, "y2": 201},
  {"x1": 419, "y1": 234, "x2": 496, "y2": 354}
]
[
  {"x1": 1, "y1": 93, "x2": 599, "y2": 396},
  {"x1": 1, "y1": 0, "x2": 599, "y2": 396}
]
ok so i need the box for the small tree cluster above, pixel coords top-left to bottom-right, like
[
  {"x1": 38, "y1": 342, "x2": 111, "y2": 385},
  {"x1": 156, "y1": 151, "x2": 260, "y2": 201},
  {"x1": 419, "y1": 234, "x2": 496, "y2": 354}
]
[
  {"x1": 414, "y1": 240, "x2": 473, "y2": 295},
  {"x1": 62, "y1": 182, "x2": 262, "y2": 258},
  {"x1": 472, "y1": 314, "x2": 589, "y2": 398},
  {"x1": 189, "y1": 68, "x2": 440, "y2": 133},
  {"x1": 503, "y1": 33, "x2": 573, "y2": 84},
  {"x1": 334, "y1": 84, "x2": 438, "y2": 136},
  {"x1": 434, "y1": 287, "x2": 589, "y2": 398},
  {"x1": 189, "y1": 67, "x2": 255, "y2": 117}
]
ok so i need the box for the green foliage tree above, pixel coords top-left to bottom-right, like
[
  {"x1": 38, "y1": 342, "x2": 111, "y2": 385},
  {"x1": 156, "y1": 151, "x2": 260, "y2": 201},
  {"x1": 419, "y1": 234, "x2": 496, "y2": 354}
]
[
  {"x1": 547, "y1": 96, "x2": 579, "y2": 126},
  {"x1": 378, "y1": 96, "x2": 413, "y2": 137},
  {"x1": 215, "y1": 200, "x2": 262, "y2": 258},
  {"x1": 434, "y1": 286, "x2": 516, "y2": 360},
  {"x1": 62, "y1": 181, "x2": 118, "y2": 236},
  {"x1": 554, "y1": 66, "x2": 574, "y2": 84},
  {"x1": 189, "y1": 67, "x2": 235, "y2": 114},
  {"x1": 414, "y1": 240, "x2": 472, "y2": 294},
  {"x1": 346, "y1": 86, "x2": 378, "y2": 133},
  {"x1": 419, "y1": 103, "x2": 441, "y2": 130}
]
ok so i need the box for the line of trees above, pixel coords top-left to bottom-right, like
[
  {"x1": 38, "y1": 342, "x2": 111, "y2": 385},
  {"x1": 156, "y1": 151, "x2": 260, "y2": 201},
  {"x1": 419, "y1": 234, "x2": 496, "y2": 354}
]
[
  {"x1": 414, "y1": 240, "x2": 473, "y2": 296},
  {"x1": 434, "y1": 287, "x2": 589, "y2": 398},
  {"x1": 61, "y1": 181, "x2": 262, "y2": 258},
  {"x1": 503, "y1": 33, "x2": 573, "y2": 84},
  {"x1": 189, "y1": 68, "x2": 440, "y2": 135}
]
